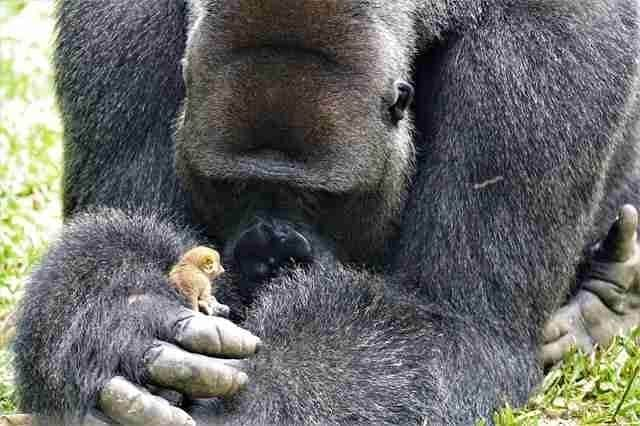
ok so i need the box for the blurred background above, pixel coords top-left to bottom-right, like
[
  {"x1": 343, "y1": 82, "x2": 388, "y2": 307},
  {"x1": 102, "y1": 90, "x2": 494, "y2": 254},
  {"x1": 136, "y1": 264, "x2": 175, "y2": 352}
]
[
  {"x1": 0, "y1": 0, "x2": 61, "y2": 415},
  {"x1": 0, "y1": 1, "x2": 637, "y2": 424}
]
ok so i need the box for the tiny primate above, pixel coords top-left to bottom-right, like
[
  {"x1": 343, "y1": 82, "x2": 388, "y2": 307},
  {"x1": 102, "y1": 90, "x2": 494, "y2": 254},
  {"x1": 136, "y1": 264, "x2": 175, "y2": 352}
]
[{"x1": 168, "y1": 246, "x2": 230, "y2": 317}]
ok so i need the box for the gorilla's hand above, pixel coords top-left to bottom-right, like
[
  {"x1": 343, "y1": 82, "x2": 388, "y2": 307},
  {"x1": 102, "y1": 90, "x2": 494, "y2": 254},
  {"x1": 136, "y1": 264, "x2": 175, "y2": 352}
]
[
  {"x1": 97, "y1": 307, "x2": 260, "y2": 426},
  {"x1": 13, "y1": 209, "x2": 260, "y2": 425},
  {"x1": 541, "y1": 205, "x2": 640, "y2": 367}
]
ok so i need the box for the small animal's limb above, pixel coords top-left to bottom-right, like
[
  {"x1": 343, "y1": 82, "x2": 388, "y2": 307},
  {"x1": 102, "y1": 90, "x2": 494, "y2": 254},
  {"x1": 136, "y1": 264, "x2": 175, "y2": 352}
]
[
  {"x1": 197, "y1": 279, "x2": 213, "y2": 315},
  {"x1": 170, "y1": 265, "x2": 211, "y2": 312},
  {"x1": 193, "y1": 294, "x2": 205, "y2": 314},
  {"x1": 541, "y1": 205, "x2": 640, "y2": 367},
  {"x1": 209, "y1": 297, "x2": 231, "y2": 318},
  {"x1": 198, "y1": 301, "x2": 212, "y2": 315},
  {"x1": 187, "y1": 271, "x2": 210, "y2": 312},
  {"x1": 198, "y1": 298, "x2": 231, "y2": 318}
]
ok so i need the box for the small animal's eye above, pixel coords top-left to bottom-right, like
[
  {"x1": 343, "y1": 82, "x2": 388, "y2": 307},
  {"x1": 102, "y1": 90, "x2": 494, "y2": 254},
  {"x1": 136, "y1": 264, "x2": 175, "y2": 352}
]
[{"x1": 203, "y1": 261, "x2": 215, "y2": 273}]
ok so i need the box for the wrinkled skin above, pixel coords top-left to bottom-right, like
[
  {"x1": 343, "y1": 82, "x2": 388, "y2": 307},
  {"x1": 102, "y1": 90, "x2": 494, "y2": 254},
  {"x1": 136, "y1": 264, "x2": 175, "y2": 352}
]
[{"x1": 541, "y1": 205, "x2": 640, "y2": 367}]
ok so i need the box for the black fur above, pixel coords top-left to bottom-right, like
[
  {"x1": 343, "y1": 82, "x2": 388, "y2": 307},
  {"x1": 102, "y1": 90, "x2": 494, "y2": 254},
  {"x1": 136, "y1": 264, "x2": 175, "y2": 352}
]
[
  {"x1": 14, "y1": 208, "x2": 199, "y2": 423},
  {"x1": 14, "y1": 0, "x2": 640, "y2": 425},
  {"x1": 232, "y1": 219, "x2": 314, "y2": 284}
]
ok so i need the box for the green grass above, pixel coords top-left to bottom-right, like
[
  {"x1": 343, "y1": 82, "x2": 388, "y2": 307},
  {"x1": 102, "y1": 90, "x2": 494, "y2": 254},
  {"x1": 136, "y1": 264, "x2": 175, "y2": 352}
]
[
  {"x1": 0, "y1": 1, "x2": 62, "y2": 315},
  {"x1": 490, "y1": 330, "x2": 640, "y2": 425},
  {"x1": 0, "y1": 1, "x2": 639, "y2": 424},
  {"x1": 0, "y1": 0, "x2": 62, "y2": 414}
]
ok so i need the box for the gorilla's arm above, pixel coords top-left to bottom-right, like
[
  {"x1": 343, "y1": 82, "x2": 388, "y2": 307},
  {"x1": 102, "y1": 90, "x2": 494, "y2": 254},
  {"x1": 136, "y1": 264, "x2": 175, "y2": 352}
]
[
  {"x1": 55, "y1": 0, "x2": 188, "y2": 216},
  {"x1": 13, "y1": 209, "x2": 260, "y2": 425},
  {"x1": 392, "y1": 3, "x2": 639, "y2": 418},
  {"x1": 185, "y1": 265, "x2": 536, "y2": 425}
]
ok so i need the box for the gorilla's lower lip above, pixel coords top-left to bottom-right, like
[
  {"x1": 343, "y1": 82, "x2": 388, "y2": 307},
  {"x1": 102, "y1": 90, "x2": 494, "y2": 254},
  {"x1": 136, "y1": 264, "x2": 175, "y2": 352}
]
[
  {"x1": 246, "y1": 148, "x2": 295, "y2": 163},
  {"x1": 228, "y1": 148, "x2": 305, "y2": 178},
  {"x1": 235, "y1": 156, "x2": 302, "y2": 178},
  {"x1": 212, "y1": 154, "x2": 341, "y2": 190},
  {"x1": 201, "y1": 151, "x2": 360, "y2": 192}
]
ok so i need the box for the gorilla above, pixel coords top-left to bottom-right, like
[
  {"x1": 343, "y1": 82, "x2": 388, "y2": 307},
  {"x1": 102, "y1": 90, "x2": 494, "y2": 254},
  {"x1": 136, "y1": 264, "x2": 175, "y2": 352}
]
[{"x1": 13, "y1": 0, "x2": 640, "y2": 425}]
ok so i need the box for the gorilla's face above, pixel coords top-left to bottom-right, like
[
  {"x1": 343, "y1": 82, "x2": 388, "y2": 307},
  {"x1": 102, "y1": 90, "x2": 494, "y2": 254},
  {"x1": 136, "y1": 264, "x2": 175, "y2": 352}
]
[{"x1": 175, "y1": 0, "x2": 416, "y2": 263}]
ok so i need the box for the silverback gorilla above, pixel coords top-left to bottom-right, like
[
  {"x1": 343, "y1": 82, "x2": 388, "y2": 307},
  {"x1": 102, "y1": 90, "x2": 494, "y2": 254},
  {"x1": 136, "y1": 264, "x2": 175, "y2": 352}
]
[{"x1": 13, "y1": 1, "x2": 640, "y2": 425}]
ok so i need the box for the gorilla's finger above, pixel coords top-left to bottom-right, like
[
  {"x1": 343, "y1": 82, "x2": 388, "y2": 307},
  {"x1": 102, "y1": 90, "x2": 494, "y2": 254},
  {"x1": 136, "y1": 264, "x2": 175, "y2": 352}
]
[
  {"x1": 542, "y1": 316, "x2": 566, "y2": 344},
  {"x1": 540, "y1": 338, "x2": 569, "y2": 368},
  {"x1": 145, "y1": 341, "x2": 249, "y2": 398},
  {"x1": 98, "y1": 376, "x2": 195, "y2": 426},
  {"x1": 583, "y1": 279, "x2": 628, "y2": 314},
  {"x1": 597, "y1": 204, "x2": 638, "y2": 262},
  {"x1": 171, "y1": 309, "x2": 261, "y2": 357},
  {"x1": 540, "y1": 331, "x2": 594, "y2": 368},
  {"x1": 82, "y1": 410, "x2": 116, "y2": 425},
  {"x1": 542, "y1": 304, "x2": 577, "y2": 344},
  {"x1": 541, "y1": 300, "x2": 595, "y2": 367}
]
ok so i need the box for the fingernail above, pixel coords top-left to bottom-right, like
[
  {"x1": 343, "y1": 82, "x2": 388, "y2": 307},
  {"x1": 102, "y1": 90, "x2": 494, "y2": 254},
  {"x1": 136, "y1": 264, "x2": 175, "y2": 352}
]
[
  {"x1": 238, "y1": 371, "x2": 249, "y2": 388},
  {"x1": 174, "y1": 409, "x2": 195, "y2": 426},
  {"x1": 254, "y1": 338, "x2": 263, "y2": 354}
]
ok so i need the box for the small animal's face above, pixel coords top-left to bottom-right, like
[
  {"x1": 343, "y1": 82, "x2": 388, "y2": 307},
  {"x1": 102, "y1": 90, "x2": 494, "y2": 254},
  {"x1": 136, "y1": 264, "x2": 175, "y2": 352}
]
[
  {"x1": 199, "y1": 251, "x2": 225, "y2": 279},
  {"x1": 183, "y1": 246, "x2": 225, "y2": 279},
  {"x1": 202, "y1": 258, "x2": 224, "y2": 278}
]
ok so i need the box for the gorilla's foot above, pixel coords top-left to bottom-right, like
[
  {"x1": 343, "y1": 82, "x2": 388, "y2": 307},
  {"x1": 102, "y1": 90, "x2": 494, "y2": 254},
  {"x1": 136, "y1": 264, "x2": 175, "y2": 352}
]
[
  {"x1": 541, "y1": 205, "x2": 640, "y2": 367},
  {"x1": 232, "y1": 218, "x2": 314, "y2": 283}
]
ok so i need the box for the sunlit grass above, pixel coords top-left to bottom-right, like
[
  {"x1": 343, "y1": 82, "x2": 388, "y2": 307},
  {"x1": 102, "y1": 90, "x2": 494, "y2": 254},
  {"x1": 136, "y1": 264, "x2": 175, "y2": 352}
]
[
  {"x1": 0, "y1": 1, "x2": 61, "y2": 317},
  {"x1": 492, "y1": 329, "x2": 640, "y2": 425},
  {"x1": 0, "y1": 0, "x2": 61, "y2": 414}
]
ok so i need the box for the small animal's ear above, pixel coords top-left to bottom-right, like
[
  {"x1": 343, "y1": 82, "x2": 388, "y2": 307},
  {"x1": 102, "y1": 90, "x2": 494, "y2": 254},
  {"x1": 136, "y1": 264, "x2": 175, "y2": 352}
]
[{"x1": 390, "y1": 80, "x2": 414, "y2": 123}]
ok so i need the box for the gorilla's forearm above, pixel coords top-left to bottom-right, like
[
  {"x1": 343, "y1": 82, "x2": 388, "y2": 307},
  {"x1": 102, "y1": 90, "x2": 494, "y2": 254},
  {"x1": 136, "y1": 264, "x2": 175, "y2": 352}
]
[
  {"x1": 14, "y1": 208, "x2": 197, "y2": 420},
  {"x1": 199, "y1": 266, "x2": 541, "y2": 425}
]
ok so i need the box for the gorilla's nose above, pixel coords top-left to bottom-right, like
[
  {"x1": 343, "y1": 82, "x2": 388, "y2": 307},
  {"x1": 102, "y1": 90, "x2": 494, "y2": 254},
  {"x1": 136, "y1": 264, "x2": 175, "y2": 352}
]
[{"x1": 233, "y1": 219, "x2": 314, "y2": 283}]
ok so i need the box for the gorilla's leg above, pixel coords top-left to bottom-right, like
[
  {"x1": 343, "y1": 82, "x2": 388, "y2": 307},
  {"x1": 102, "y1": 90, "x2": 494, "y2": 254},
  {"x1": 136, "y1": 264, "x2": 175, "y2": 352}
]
[{"x1": 542, "y1": 205, "x2": 640, "y2": 366}]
